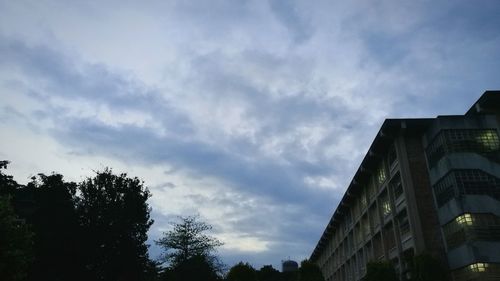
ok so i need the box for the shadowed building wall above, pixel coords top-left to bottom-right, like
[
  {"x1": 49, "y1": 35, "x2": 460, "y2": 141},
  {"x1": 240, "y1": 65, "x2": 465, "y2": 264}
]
[{"x1": 310, "y1": 91, "x2": 500, "y2": 281}]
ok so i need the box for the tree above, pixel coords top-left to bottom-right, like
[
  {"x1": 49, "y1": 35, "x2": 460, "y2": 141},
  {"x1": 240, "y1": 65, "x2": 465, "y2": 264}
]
[
  {"x1": 0, "y1": 160, "x2": 19, "y2": 196},
  {"x1": 0, "y1": 161, "x2": 33, "y2": 281},
  {"x1": 0, "y1": 195, "x2": 34, "y2": 281},
  {"x1": 23, "y1": 173, "x2": 83, "y2": 281},
  {"x1": 257, "y1": 265, "x2": 282, "y2": 281},
  {"x1": 156, "y1": 215, "x2": 223, "y2": 269},
  {"x1": 226, "y1": 262, "x2": 257, "y2": 281},
  {"x1": 365, "y1": 261, "x2": 398, "y2": 281},
  {"x1": 410, "y1": 253, "x2": 449, "y2": 281},
  {"x1": 161, "y1": 255, "x2": 221, "y2": 281},
  {"x1": 298, "y1": 260, "x2": 324, "y2": 281},
  {"x1": 77, "y1": 168, "x2": 154, "y2": 280}
]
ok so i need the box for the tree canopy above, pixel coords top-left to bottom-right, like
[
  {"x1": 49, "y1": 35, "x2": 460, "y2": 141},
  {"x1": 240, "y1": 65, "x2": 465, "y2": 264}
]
[
  {"x1": 77, "y1": 168, "x2": 155, "y2": 280},
  {"x1": 0, "y1": 195, "x2": 33, "y2": 281},
  {"x1": 156, "y1": 215, "x2": 223, "y2": 268},
  {"x1": 365, "y1": 261, "x2": 398, "y2": 281},
  {"x1": 226, "y1": 262, "x2": 258, "y2": 281},
  {"x1": 0, "y1": 162, "x2": 156, "y2": 281},
  {"x1": 257, "y1": 265, "x2": 282, "y2": 281},
  {"x1": 156, "y1": 215, "x2": 224, "y2": 280},
  {"x1": 410, "y1": 253, "x2": 449, "y2": 281},
  {"x1": 298, "y1": 260, "x2": 324, "y2": 281}
]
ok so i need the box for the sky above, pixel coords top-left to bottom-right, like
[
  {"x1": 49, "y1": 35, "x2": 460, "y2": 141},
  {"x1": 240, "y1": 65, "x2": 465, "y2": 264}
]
[{"x1": 1, "y1": 0, "x2": 500, "y2": 270}]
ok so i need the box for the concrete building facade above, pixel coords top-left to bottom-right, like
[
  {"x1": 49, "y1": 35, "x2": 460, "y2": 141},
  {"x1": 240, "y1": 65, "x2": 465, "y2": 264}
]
[{"x1": 310, "y1": 91, "x2": 500, "y2": 281}]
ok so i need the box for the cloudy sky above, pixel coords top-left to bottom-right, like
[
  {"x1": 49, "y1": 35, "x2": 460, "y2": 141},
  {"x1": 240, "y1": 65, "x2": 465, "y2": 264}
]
[{"x1": 1, "y1": 0, "x2": 500, "y2": 270}]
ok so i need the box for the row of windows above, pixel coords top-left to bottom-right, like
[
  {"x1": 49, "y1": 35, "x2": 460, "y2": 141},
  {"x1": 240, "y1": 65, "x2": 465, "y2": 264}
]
[
  {"x1": 443, "y1": 213, "x2": 500, "y2": 250},
  {"x1": 332, "y1": 172, "x2": 402, "y2": 250},
  {"x1": 452, "y1": 262, "x2": 500, "y2": 281},
  {"x1": 325, "y1": 246, "x2": 413, "y2": 281},
  {"x1": 433, "y1": 169, "x2": 500, "y2": 207},
  {"x1": 317, "y1": 144, "x2": 404, "y2": 274},
  {"x1": 320, "y1": 209, "x2": 411, "y2": 273},
  {"x1": 426, "y1": 129, "x2": 500, "y2": 169},
  {"x1": 321, "y1": 176, "x2": 408, "y2": 266}
]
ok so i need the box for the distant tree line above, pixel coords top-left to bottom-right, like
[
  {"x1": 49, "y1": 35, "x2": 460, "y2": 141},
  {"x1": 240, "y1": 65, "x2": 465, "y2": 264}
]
[
  {"x1": 0, "y1": 160, "x2": 325, "y2": 281},
  {"x1": 226, "y1": 260, "x2": 324, "y2": 281}
]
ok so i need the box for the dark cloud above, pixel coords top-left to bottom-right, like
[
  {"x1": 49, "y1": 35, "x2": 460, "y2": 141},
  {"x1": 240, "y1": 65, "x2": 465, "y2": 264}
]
[{"x1": 268, "y1": 0, "x2": 313, "y2": 44}]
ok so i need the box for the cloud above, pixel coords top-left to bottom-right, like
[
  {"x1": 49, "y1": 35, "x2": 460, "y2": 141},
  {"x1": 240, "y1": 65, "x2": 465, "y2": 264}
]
[{"x1": 1, "y1": 0, "x2": 500, "y2": 270}]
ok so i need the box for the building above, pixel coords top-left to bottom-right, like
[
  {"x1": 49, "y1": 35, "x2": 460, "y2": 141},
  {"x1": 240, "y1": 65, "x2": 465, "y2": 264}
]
[{"x1": 310, "y1": 91, "x2": 500, "y2": 281}]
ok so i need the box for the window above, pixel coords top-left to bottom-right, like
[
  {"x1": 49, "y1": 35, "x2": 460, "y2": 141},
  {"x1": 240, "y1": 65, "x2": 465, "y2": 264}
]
[
  {"x1": 456, "y1": 213, "x2": 473, "y2": 226},
  {"x1": 373, "y1": 233, "x2": 383, "y2": 259},
  {"x1": 345, "y1": 211, "x2": 352, "y2": 230},
  {"x1": 452, "y1": 262, "x2": 500, "y2": 281},
  {"x1": 384, "y1": 223, "x2": 396, "y2": 251},
  {"x1": 397, "y1": 209, "x2": 411, "y2": 238},
  {"x1": 470, "y1": 263, "x2": 488, "y2": 273},
  {"x1": 362, "y1": 216, "x2": 370, "y2": 239},
  {"x1": 443, "y1": 213, "x2": 500, "y2": 249},
  {"x1": 433, "y1": 169, "x2": 500, "y2": 207},
  {"x1": 369, "y1": 205, "x2": 380, "y2": 229},
  {"x1": 368, "y1": 180, "x2": 377, "y2": 200},
  {"x1": 352, "y1": 200, "x2": 360, "y2": 220},
  {"x1": 426, "y1": 129, "x2": 500, "y2": 168},
  {"x1": 390, "y1": 173, "x2": 404, "y2": 201},
  {"x1": 382, "y1": 202, "x2": 391, "y2": 217},
  {"x1": 433, "y1": 173, "x2": 456, "y2": 207},
  {"x1": 388, "y1": 144, "x2": 398, "y2": 168},
  {"x1": 374, "y1": 237, "x2": 382, "y2": 258},
  {"x1": 360, "y1": 190, "x2": 368, "y2": 210},
  {"x1": 355, "y1": 224, "x2": 362, "y2": 247},
  {"x1": 376, "y1": 164, "x2": 387, "y2": 186},
  {"x1": 348, "y1": 231, "x2": 354, "y2": 255},
  {"x1": 380, "y1": 192, "x2": 391, "y2": 217}
]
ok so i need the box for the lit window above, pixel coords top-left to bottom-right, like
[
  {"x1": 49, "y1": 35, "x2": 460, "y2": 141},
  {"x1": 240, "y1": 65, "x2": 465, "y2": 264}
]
[
  {"x1": 377, "y1": 166, "x2": 387, "y2": 185},
  {"x1": 382, "y1": 202, "x2": 391, "y2": 216},
  {"x1": 469, "y1": 263, "x2": 489, "y2": 272},
  {"x1": 360, "y1": 192, "x2": 367, "y2": 209},
  {"x1": 476, "y1": 131, "x2": 500, "y2": 151},
  {"x1": 456, "y1": 213, "x2": 473, "y2": 226}
]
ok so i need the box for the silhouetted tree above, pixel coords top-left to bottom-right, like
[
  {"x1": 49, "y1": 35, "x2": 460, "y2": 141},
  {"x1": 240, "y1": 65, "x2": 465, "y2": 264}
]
[
  {"x1": 410, "y1": 253, "x2": 449, "y2": 281},
  {"x1": 77, "y1": 168, "x2": 154, "y2": 280},
  {"x1": 257, "y1": 265, "x2": 282, "y2": 281},
  {"x1": 226, "y1": 262, "x2": 258, "y2": 281},
  {"x1": 156, "y1": 215, "x2": 223, "y2": 271},
  {"x1": 160, "y1": 255, "x2": 221, "y2": 281},
  {"x1": 0, "y1": 161, "x2": 20, "y2": 196},
  {"x1": 298, "y1": 260, "x2": 324, "y2": 281},
  {"x1": 365, "y1": 261, "x2": 398, "y2": 281},
  {"x1": 0, "y1": 195, "x2": 34, "y2": 281},
  {"x1": 21, "y1": 173, "x2": 85, "y2": 281}
]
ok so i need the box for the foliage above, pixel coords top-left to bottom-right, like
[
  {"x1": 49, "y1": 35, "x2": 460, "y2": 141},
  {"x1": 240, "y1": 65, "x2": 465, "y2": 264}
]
[
  {"x1": 162, "y1": 255, "x2": 221, "y2": 281},
  {"x1": 0, "y1": 160, "x2": 19, "y2": 196},
  {"x1": 365, "y1": 261, "x2": 398, "y2": 281},
  {"x1": 226, "y1": 262, "x2": 258, "y2": 281},
  {"x1": 257, "y1": 265, "x2": 282, "y2": 281},
  {"x1": 298, "y1": 260, "x2": 324, "y2": 281},
  {"x1": 23, "y1": 173, "x2": 83, "y2": 281},
  {"x1": 410, "y1": 253, "x2": 449, "y2": 281},
  {"x1": 156, "y1": 215, "x2": 223, "y2": 269},
  {"x1": 0, "y1": 162, "x2": 157, "y2": 280},
  {"x1": 77, "y1": 168, "x2": 155, "y2": 280},
  {"x1": 282, "y1": 271, "x2": 299, "y2": 281},
  {"x1": 0, "y1": 195, "x2": 34, "y2": 281}
]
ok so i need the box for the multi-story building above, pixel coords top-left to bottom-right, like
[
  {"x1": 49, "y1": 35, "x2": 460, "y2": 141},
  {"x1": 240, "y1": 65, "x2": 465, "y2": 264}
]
[{"x1": 310, "y1": 91, "x2": 500, "y2": 281}]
